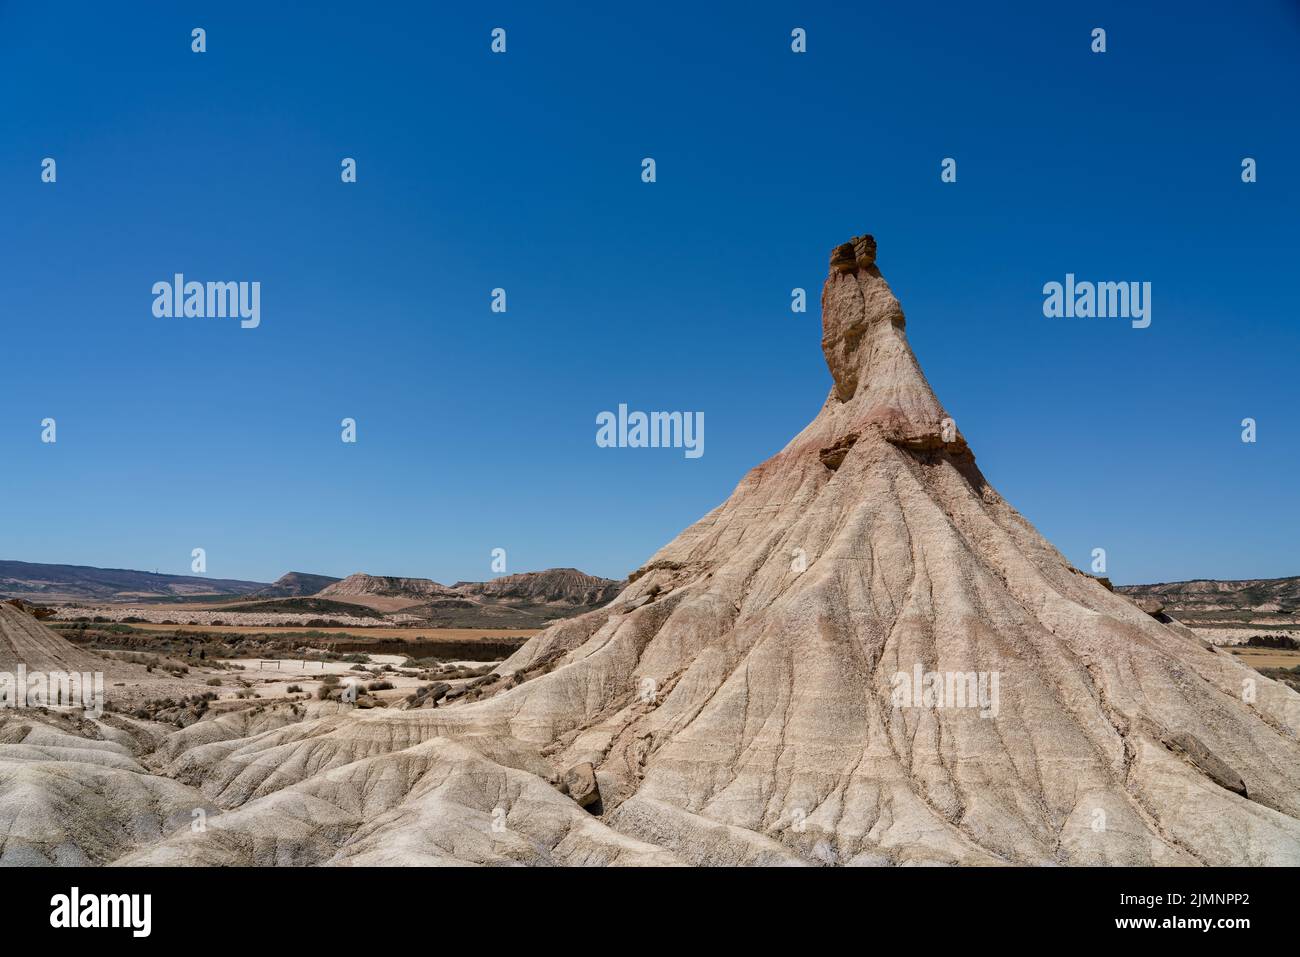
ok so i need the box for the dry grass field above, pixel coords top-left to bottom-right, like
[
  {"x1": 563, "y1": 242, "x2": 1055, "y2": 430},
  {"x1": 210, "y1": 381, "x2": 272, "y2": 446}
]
[{"x1": 1226, "y1": 646, "x2": 1300, "y2": 669}]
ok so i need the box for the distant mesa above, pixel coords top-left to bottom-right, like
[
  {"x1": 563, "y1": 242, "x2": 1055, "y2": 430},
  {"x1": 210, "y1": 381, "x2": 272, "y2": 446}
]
[
  {"x1": 316, "y1": 569, "x2": 623, "y2": 609},
  {"x1": 1117, "y1": 576, "x2": 1300, "y2": 614},
  {"x1": 453, "y1": 568, "x2": 622, "y2": 608},
  {"x1": 1117, "y1": 576, "x2": 1300, "y2": 647},
  {"x1": 314, "y1": 574, "x2": 463, "y2": 613},
  {"x1": 318, "y1": 573, "x2": 461, "y2": 601}
]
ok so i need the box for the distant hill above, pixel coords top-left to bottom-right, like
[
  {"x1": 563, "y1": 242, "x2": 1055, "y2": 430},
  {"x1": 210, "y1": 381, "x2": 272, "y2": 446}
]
[
  {"x1": 319, "y1": 573, "x2": 460, "y2": 599},
  {"x1": 315, "y1": 568, "x2": 625, "y2": 625},
  {"x1": 248, "y1": 571, "x2": 342, "y2": 598},
  {"x1": 1117, "y1": 576, "x2": 1300, "y2": 646},
  {"x1": 0, "y1": 560, "x2": 267, "y2": 602},
  {"x1": 401, "y1": 568, "x2": 625, "y2": 627},
  {"x1": 0, "y1": 560, "x2": 626, "y2": 629},
  {"x1": 454, "y1": 568, "x2": 622, "y2": 608},
  {"x1": 1117, "y1": 577, "x2": 1300, "y2": 613},
  {"x1": 317, "y1": 574, "x2": 461, "y2": 611}
]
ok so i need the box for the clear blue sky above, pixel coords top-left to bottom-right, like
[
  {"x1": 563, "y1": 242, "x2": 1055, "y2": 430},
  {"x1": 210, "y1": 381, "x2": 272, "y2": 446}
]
[{"x1": 2, "y1": 2, "x2": 1297, "y2": 586}]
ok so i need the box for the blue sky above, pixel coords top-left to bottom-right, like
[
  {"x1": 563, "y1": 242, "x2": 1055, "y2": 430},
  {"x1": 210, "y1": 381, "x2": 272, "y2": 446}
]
[{"x1": 1, "y1": 2, "x2": 1297, "y2": 586}]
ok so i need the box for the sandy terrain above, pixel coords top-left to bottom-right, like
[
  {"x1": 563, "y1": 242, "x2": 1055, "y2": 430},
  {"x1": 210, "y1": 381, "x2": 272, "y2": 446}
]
[
  {"x1": 227, "y1": 652, "x2": 407, "y2": 672},
  {"x1": 217, "y1": 654, "x2": 426, "y2": 704}
]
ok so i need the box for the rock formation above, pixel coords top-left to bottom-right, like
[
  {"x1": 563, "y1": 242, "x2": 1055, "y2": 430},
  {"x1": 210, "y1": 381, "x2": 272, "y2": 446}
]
[
  {"x1": 453, "y1": 568, "x2": 622, "y2": 609},
  {"x1": 0, "y1": 602, "x2": 105, "y2": 674},
  {"x1": 7, "y1": 234, "x2": 1300, "y2": 867},
  {"x1": 321, "y1": 569, "x2": 621, "y2": 612},
  {"x1": 310, "y1": 568, "x2": 623, "y2": 625},
  {"x1": 1118, "y1": 577, "x2": 1300, "y2": 614},
  {"x1": 318, "y1": 573, "x2": 461, "y2": 603},
  {"x1": 248, "y1": 571, "x2": 342, "y2": 599}
]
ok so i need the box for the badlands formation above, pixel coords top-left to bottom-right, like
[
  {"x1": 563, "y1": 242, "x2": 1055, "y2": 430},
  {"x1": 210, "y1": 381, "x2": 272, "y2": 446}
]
[
  {"x1": 0, "y1": 602, "x2": 104, "y2": 675},
  {"x1": 4, "y1": 235, "x2": 1300, "y2": 866}
]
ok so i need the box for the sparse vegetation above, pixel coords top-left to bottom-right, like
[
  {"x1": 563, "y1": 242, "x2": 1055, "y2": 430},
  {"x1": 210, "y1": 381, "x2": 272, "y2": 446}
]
[
  {"x1": 403, "y1": 659, "x2": 494, "y2": 679},
  {"x1": 130, "y1": 692, "x2": 219, "y2": 726},
  {"x1": 1244, "y1": 634, "x2": 1300, "y2": 650},
  {"x1": 1260, "y1": 664, "x2": 1300, "y2": 693},
  {"x1": 316, "y1": 674, "x2": 340, "y2": 700}
]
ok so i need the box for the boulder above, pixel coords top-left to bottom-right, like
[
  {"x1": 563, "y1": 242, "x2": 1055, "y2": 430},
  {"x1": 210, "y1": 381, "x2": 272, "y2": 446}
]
[
  {"x1": 1134, "y1": 597, "x2": 1165, "y2": 616},
  {"x1": 561, "y1": 762, "x2": 601, "y2": 810}
]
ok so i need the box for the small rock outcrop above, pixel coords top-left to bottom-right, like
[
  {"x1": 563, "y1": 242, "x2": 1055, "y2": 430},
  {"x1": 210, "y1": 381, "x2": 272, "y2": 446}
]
[
  {"x1": 1134, "y1": 597, "x2": 1166, "y2": 617},
  {"x1": 1161, "y1": 732, "x2": 1248, "y2": 796},
  {"x1": 561, "y1": 762, "x2": 601, "y2": 810}
]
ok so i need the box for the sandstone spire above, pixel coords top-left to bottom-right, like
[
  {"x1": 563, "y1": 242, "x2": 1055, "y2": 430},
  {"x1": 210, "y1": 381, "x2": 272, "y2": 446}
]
[{"x1": 820, "y1": 234, "x2": 966, "y2": 451}]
